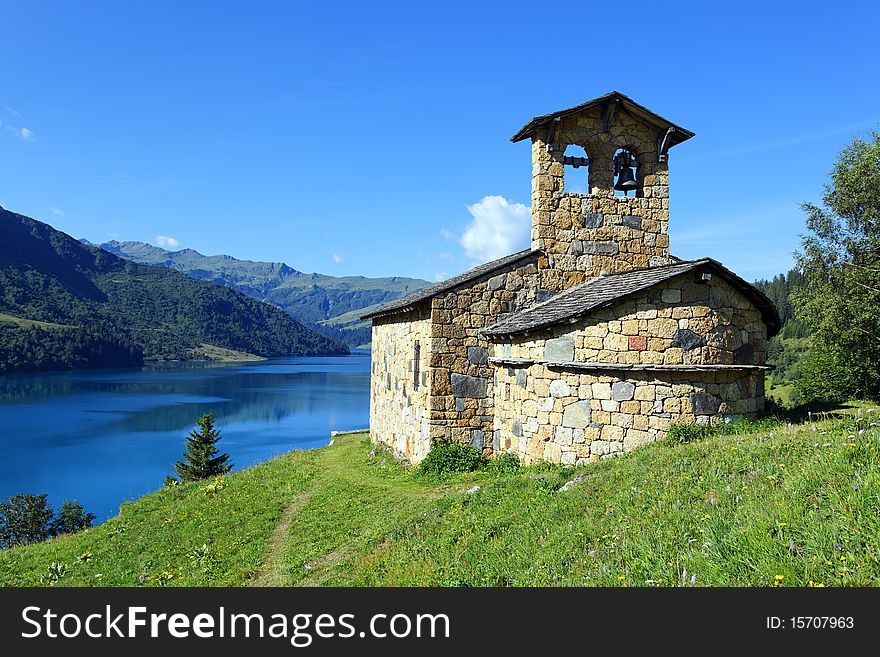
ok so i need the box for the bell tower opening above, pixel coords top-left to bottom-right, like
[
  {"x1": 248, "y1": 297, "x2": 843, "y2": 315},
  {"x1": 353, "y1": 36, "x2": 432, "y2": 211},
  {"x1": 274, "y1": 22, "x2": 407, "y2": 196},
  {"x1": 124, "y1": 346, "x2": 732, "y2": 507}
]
[
  {"x1": 562, "y1": 145, "x2": 589, "y2": 194},
  {"x1": 613, "y1": 147, "x2": 638, "y2": 197}
]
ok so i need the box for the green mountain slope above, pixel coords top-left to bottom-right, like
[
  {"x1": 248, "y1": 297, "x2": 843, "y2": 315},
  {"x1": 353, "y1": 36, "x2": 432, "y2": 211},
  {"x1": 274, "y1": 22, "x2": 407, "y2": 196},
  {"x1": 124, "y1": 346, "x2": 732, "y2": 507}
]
[
  {"x1": 0, "y1": 205, "x2": 347, "y2": 373},
  {"x1": 95, "y1": 240, "x2": 430, "y2": 346},
  {"x1": 2, "y1": 407, "x2": 878, "y2": 587}
]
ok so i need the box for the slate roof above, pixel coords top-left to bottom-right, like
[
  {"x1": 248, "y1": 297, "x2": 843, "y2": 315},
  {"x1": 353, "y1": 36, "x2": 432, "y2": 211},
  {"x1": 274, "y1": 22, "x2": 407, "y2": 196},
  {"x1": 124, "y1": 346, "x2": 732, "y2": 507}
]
[
  {"x1": 360, "y1": 249, "x2": 539, "y2": 320},
  {"x1": 510, "y1": 90, "x2": 695, "y2": 147},
  {"x1": 481, "y1": 258, "x2": 781, "y2": 338}
]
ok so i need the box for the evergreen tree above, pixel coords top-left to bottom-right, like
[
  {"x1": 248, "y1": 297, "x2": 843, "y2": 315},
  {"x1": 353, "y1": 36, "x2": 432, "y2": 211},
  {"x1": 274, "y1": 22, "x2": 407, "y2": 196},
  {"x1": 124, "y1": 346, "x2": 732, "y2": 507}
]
[{"x1": 174, "y1": 414, "x2": 232, "y2": 482}]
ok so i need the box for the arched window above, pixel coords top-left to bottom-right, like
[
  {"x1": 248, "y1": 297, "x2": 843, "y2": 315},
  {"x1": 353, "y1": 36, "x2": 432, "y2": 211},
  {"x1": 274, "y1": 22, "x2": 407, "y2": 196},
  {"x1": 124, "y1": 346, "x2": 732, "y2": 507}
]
[
  {"x1": 562, "y1": 145, "x2": 589, "y2": 194},
  {"x1": 613, "y1": 147, "x2": 638, "y2": 197}
]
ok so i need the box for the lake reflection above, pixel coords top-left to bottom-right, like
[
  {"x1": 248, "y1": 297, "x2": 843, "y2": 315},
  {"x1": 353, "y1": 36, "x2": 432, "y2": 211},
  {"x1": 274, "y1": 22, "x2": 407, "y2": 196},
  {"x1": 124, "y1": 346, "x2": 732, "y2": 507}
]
[{"x1": 0, "y1": 351, "x2": 370, "y2": 521}]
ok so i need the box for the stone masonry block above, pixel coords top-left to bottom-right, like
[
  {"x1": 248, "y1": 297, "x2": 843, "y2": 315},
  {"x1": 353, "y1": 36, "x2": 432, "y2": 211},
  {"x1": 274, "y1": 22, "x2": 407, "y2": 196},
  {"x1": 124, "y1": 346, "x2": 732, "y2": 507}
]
[
  {"x1": 690, "y1": 392, "x2": 721, "y2": 415},
  {"x1": 583, "y1": 211, "x2": 604, "y2": 228},
  {"x1": 470, "y1": 430, "x2": 485, "y2": 451},
  {"x1": 562, "y1": 400, "x2": 592, "y2": 428},
  {"x1": 672, "y1": 328, "x2": 705, "y2": 351},
  {"x1": 582, "y1": 241, "x2": 619, "y2": 256},
  {"x1": 592, "y1": 382, "x2": 612, "y2": 400},
  {"x1": 661, "y1": 288, "x2": 682, "y2": 303},
  {"x1": 628, "y1": 336, "x2": 647, "y2": 351},
  {"x1": 467, "y1": 346, "x2": 489, "y2": 366},
  {"x1": 451, "y1": 373, "x2": 488, "y2": 399},
  {"x1": 549, "y1": 379, "x2": 571, "y2": 398},
  {"x1": 487, "y1": 273, "x2": 507, "y2": 291},
  {"x1": 611, "y1": 381, "x2": 635, "y2": 401},
  {"x1": 544, "y1": 337, "x2": 575, "y2": 362}
]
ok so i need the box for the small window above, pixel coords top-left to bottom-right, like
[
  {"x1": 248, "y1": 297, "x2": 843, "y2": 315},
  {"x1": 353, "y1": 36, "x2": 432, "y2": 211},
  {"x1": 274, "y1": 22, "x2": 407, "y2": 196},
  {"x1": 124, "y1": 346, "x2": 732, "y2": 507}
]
[
  {"x1": 413, "y1": 341, "x2": 420, "y2": 390},
  {"x1": 562, "y1": 145, "x2": 589, "y2": 194},
  {"x1": 613, "y1": 148, "x2": 638, "y2": 197}
]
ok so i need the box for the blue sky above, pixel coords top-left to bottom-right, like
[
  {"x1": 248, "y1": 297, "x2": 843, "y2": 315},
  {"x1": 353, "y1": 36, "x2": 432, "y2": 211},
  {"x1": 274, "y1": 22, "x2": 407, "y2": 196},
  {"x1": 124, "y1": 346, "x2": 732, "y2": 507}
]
[{"x1": 2, "y1": 1, "x2": 879, "y2": 283}]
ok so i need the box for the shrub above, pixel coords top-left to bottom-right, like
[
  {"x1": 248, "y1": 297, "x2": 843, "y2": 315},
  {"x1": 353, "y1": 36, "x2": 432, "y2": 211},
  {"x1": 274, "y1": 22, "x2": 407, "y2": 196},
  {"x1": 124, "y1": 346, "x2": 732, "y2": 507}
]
[
  {"x1": 417, "y1": 441, "x2": 486, "y2": 477},
  {"x1": 48, "y1": 501, "x2": 95, "y2": 537},
  {"x1": 0, "y1": 494, "x2": 95, "y2": 549},
  {"x1": 203, "y1": 476, "x2": 228, "y2": 496},
  {"x1": 666, "y1": 423, "x2": 717, "y2": 444},
  {"x1": 488, "y1": 452, "x2": 521, "y2": 474},
  {"x1": 0, "y1": 494, "x2": 53, "y2": 549},
  {"x1": 667, "y1": 418, "x2": 781, "y2": 444},
  {"x1": 793, "y1": 346, "x2": 855, "y2": 404},
  {"x1": 41, "y1": 561, "x2": 69, "y2": 586}
]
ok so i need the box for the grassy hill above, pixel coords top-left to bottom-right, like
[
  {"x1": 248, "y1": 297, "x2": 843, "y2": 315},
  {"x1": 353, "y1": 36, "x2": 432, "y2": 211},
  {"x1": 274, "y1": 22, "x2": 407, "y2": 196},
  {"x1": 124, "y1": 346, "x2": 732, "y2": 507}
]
[
  {"x1": 95, "y1": 240, "x2": 430, "y2": 346},
  {"x1": 2, "y1": 407, "x2": 878, "y2": 587},
  {"x1": 0, "y1": 205, "x2": 347, "y2": 373}
]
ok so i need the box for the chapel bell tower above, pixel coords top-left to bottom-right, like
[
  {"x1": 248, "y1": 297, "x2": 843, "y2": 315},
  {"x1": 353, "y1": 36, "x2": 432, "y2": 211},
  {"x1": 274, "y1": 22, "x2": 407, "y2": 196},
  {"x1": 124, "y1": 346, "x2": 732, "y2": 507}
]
[{"x1": 510, "y1": 91, "x2": 695, "y2": 291}]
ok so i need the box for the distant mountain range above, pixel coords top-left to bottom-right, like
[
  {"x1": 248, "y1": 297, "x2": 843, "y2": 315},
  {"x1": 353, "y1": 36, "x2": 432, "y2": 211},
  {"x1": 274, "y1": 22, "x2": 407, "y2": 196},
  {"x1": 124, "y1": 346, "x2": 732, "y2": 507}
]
[
  {"x1": 0, "y1": 206, "x2": 347, "y2": 374},
  {"x1": 90, "y1": 240, "x2": 431, "y2": 347}
]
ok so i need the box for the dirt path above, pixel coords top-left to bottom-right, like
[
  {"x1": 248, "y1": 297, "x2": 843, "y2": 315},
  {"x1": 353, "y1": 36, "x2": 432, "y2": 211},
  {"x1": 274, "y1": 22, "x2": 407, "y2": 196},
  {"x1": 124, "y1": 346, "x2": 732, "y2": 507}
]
[
  {"x1": 248, "y1": 434, "x2": 475, "y2": 586},
  {"x1": 248, "y1": 489, "x2": 317, "y2": 586}
]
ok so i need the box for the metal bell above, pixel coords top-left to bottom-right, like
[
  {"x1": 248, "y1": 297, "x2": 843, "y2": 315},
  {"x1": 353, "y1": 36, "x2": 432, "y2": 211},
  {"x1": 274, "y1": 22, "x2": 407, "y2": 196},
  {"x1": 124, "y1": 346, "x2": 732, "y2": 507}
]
[
  {"x1": 613, "y1": 150, "x2": 638, "y2": 194},
  {"x1": 614, "y1": 166, "x2": 637, "y2": 193}
]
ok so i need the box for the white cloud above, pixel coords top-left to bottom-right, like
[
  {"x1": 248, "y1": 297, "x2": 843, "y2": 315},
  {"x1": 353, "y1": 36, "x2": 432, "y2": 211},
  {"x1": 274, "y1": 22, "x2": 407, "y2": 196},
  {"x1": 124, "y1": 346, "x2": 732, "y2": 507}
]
[
  {"x1": 156, "y1": 235, "x2": 181, "y2": 249},
  {"x1": 5, "y1": 106, "x2": 20, "y2": 117},
  {"x1": 50, "y1": 207, "x2": 64, "y2": 219},
  {"x1": 459, "y1": 195, "x2": 531, "y2": 262},
  {"x1": 6, "y1": 126, "x2": 35, "y2": 141},
  {"x1": 440, "y1": 228, "x2": 454, "y2": 242},
  {"x1": 433, "y1": 272, "x2": 448, "y2": 282},
  {"x1": 332, "y1": 253, "x2": 343, "y2": 264}
]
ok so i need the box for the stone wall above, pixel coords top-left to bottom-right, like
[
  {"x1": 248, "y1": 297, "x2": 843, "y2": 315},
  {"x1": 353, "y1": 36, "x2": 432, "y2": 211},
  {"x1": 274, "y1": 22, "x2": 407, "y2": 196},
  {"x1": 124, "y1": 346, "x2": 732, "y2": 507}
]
[
  {"x1": 370, "y1": 307, "x2": 432, "y2": 462},
  {"x1": 427, "y1": 258, "x2": 541, "y2": 452},
  {"x1": 502, "y1": 274, "x2": 768, "y2": 367},
  {"x1": 530, "y1": 105, "x2": 674, "y2": 291},
  {"x1": 492, "y1": 365, "x2": 764, "y2": 466},
  {"x1": 487, "y1": 273, "x2": 769, "y2": 465}
]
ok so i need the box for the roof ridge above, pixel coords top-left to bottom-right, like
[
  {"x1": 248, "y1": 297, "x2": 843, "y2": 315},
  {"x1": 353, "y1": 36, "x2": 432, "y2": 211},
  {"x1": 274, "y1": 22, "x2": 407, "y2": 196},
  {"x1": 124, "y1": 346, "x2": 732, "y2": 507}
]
[
  {"x1": 514, "y1": 258, "x2": 711, "y2": 316},
  {"x1": 511, "y1": 91, "x2": 695, "y2": 144},
  {"x1": 481, "y1": 259, "x2": 714, "y2": 337},
  {"x1": 361, "y1": 248, "x2": 538, "y2": 320}
]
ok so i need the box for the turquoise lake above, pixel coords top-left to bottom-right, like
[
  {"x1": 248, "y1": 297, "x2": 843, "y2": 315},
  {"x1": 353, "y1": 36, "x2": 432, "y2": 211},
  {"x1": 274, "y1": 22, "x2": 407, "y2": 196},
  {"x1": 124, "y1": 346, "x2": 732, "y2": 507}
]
[{"x1": 0, "y1": 350, "x2": 370, "y2": 521}]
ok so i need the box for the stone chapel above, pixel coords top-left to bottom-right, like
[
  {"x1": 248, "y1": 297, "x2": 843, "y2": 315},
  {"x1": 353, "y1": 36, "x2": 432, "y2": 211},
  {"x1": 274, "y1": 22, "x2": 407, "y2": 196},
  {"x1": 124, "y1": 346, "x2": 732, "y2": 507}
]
[{"x1": 362, "y1": 91, "x2": 780, "y2": 465}]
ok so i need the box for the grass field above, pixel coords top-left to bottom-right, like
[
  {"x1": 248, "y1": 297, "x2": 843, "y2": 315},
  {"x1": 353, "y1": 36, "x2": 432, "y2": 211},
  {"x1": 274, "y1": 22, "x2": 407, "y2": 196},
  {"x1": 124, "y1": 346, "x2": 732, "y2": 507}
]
[
  {"x1": 187, "y1": 343, "x2": 266, "y2": 362},
  {"x1": 2, "y1": 406, "x2": 878, "y2": 587},
  {"x1": 0, "y1": 312, "x2": 74, "y2": 330}
]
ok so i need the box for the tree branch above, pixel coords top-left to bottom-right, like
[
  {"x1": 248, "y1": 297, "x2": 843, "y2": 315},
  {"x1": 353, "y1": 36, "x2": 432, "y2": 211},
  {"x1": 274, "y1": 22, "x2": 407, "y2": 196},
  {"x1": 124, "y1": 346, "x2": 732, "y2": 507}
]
[
  {"x1": 843, "y1": 260, "x2": 880, "y2": 273},
  {"x1": 856, "y1": 326, "x2": 880, "y2": 342},
  {"x1": 854, "y1": 280, "x2": 880, "y2": 294}
]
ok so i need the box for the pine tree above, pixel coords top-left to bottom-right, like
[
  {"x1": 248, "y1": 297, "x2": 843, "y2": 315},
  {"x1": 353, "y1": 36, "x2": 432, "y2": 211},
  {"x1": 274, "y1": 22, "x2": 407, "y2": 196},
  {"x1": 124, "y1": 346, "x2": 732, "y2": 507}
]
[{"x1": 174, "y1": 414, "x2": 232, "y2": 482}]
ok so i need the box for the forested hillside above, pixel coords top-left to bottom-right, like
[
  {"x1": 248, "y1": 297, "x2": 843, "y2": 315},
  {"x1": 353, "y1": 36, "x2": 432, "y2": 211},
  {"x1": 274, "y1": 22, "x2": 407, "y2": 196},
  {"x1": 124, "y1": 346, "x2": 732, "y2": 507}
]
[
  {"x1": 95, "y1": 240, "x2": 429, "y2": 346},
  {"x1": 753, "y1": 269, "x2": 811, "y2": 404},
  {"x1": 0, "y1": 206, "x2": 347, "y2": 373}
]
